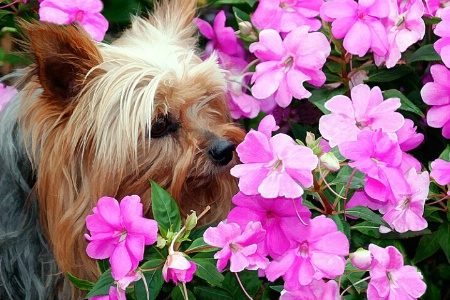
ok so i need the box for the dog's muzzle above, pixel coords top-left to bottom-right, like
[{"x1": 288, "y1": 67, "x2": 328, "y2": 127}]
[{"x1": 208, "y1": 138, "x2": 235, "y2": 166}]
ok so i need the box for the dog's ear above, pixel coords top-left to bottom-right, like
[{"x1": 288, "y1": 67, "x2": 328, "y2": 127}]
[{"x1": 21, "y1": 21, "x2": 103, "y2": 101}]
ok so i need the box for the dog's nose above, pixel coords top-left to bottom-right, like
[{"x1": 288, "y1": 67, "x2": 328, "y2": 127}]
[{"x1": 208, "y1": 138, "x2": 235, "y2": 165}]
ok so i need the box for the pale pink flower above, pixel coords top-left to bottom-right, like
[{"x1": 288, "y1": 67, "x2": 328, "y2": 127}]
[
  {"x1": 374, "y1": 0, "x2": 425, "y2": 68},
  {"x1": 251, "y1": 0, "x2": 324, "y2": 33},
  {"x1": 85, "y1": 195, "x2": 158, "y2": 280},
  {"x1": 421, "y1": 64, "x2": 450, "y2": 138},
  {"x1": 249, "y1": 26, "x2": 330, "y2": 107},
  {"x1": 203, "y1": 221, "x2": 269, "y2": 272},
  {"x1": 194, "y1": 10, "x2": 244, "y2": 58},
  {"x1": 430, "y1": 158, "x2": 450, "y2": 185},
  {"x1": 227, "y1": 192, "x2": 311, "y2": 258},
  {"x1": 39, "y1": 0, "x2": 108, "y2": 41},
  {"x1": 434, "y1": 7, "x2": 450, "y2": 68},
  {"x1": 320, "y1": 0, "x2": 390, "y2": 57},
  {"x1": 350, "y1": 248, "x2": 372, "y2": 270},
  {"x1": 280, "y1": 279, "x2": 340, "y2": 299},
  {"x1": 230, "y1": 115, "x2": 318, "y2": 199},
  {"x1": 162, "y1": 251, "x2": 196, "y2": 285},
  {"x1": 424, "y1": 0, "x2": 450, "y2": 16},
  {"x1": 382, "y1": 169, "x2": 429, "y2": 233},
  {"x1": 395, "y1": 119, "x2": 424, "y2": 152},
  {"x1": 319, "y1": 84, "x2": 404, "y2": 147},
  {"x1": 367, "y1": 244, "x2": 426, "y2": 299},
  {"x1": 0, "y1": 83, "x2": 18, "y2": 112},
  {"x1": 265, "y1": 216, "x2": 349, "y2": 290}
]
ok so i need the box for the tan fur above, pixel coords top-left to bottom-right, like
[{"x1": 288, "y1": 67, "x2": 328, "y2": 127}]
[{"x1": 15, "y1": 0, "x2": 244, "y2": 292}]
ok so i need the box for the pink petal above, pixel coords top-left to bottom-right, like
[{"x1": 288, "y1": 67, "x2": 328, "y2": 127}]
[
  {"x1": 427, "y1": 104, "x2": 450, "y2": 128},
  {"x1": 194, "y1": 18, "x2": 214, "y2": 39},
  {"x1": 81, "y1": 13, "x2": 109, "y2": 41},
  {"x1": 96, "y1": 197, "x2": 122, "y2": 229},
  {"x1": 110, "y1": 242, "x2": 133, "y2": 280},
  {"x1": 344, "y1": 21, "x2": 371, "y2": 57},
  {"x1": 250, "y1": 29, "x2": 285, "y2": 60},
  {"x1": 85, "y1": 237, "x2": 117, "y2": 259}
]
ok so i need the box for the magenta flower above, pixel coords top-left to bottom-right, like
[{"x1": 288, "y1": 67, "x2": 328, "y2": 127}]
[
  {"x1": 227, "y1": 192, "x2": 311, "y2": 258},
  {"x1": 249, "y1": 26, "x2": 330, "y2": 107},
  {"x1": 265, "y1": 216, "x2": 349, "y2": 290},
  {"x1": 194, "y1": 10, "x2": 243, "y2": 58},
  {"x1": 320, "y1": 0, "x2": 390, "y2": 57},
  {"x1": 421, "y1": 64, "x2": 450, "y2": 138},
  {"x1": 434, "y1": 7, "x2": 450, "y2": 68},
  {"x1": 319, "y1": 84, "x2": 404, "y2": 147},
  {"x1": 230, "y1": 115, "x2": 318, "y2": 199},
  {"x1": 367, "y1": 244, "x2": 426, "y2": 299},
  {"x1": 85, "y1": 195, "x2": 158, "y2": 280},
  {"x1": 203, "y1": 221, "x2": 269, "y2": 272},
  {"x1": 431, "y1": 158, "x2": 450, "y2": 185},
  {"x1": 280, "y1": 279, "x2": 340, "y2": 299},
  {"x1": 395, "y1": 119, "x2": 424, "y2": 152},
  {"x1": 90, "y1": 286, "x2": 124, "y2": 300},
  {"x1": 0, "y1": 83, "x2": 18, "y2": 112},
  {"x1": 374, "y1": 0, "x2": 425, "y2": 68},
  {"x1": 39, "y1": 0, "x2": 108, "y2": 41},
  {"x1": 382, "y1": 169, "x2": 429, "y2": 233},
  {"x1": 162, "y1": 251, "x2": 196, "y2": 285},
  {"x1": 251, "y1": 0, "x2": 324, "y2": 33}
]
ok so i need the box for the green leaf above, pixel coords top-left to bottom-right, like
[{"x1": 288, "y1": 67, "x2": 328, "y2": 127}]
[
  {"x1": 232, "y1": 6, "x2": 251, "y2": 22},
  {"x1": 140, "y1": 258, "x2": 165, "y2": 270},
  {"x1": 193, "y1": 286, "x2": 233, "y2": 299},
  {"x1": 222, "y1": 270, "x2": 262, "y2": 299},
  {"x1": 134, "y1": 268, "x2": 164, "y2": 300},
  {"x1": 0, "y1": 10, "x2": 13, "y2": 21},
  {"x1": 308, "y1": 86, "x2": 348, "y2": 114},
  {"x1": 412, "y1": 232, "x2": 441, "y2": 264},
  {"x1": 97, "y1": 259, "x2": 110, "y2": 274},
  {"x1": 66, "y1": 272, "x2": 94, "y2": 291},
  {"x1": 345, "y1": 206, "x2": 389, "y2": 227},
  {"x1": 185, "y1": 237, "x2": 218, "y2": 253},
  {"x1": 269, "y1": 285, "x2": 284, "y2": 293},
  {"x1": 381, "y1": 228, "x2": 431, "y2": 239},
  {"x1": 438, "y1": 144, "x2": 450, "y2": 161},
  {"x1": 437, "y1": 222, "x2": 450, "y2": 262},
  {"x1": 86, "y1": 269, "x2": 114, "y2": 298},
  {"x1": 382, "y1": 89, "x2": 425, "y2": 117},
  {"x1": 245, "y1": 0, "x2": 257, "y2": 7},
  {"x1": 365, "y1": 65, "x2": 414, "y2": 83},
  {"x1": 330, "y1": 214, "x2": 351, "y2": 241},
  {"x1": 172, "y1": 284, "x2": 196, "y2": 300},
  {"x1": 192, "y1": 258, "x2": 225, "y2": 287},
  {"x1": 150, "y1": 180, "x2": 181, "y2": 236},
  {"x1": 342, "y1": 262, "x2": 367, "y2": 294},
  {"x1": 330, "y1": 166, "x2": 366, "y2": 190},
  {"x1": 351, "y1": 221, "x2": 381, "y2": 238},
  {"x1": 408, "y1": 44, "x2": 441, "y2": 63}
]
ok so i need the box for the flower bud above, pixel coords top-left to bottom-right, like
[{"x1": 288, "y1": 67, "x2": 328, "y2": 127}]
[
  {"x1": 350, "y1": 248, "x2": 372, "y2": 270},
  {"x1": 185, "y1": 211, "x2": 198, "y2": 231},
  {"x1": 320, "y1": 152, "x2": 340, "y2": 171},
  {"x1": 156, "y1": 235, "x2": 167, "y2": 249}
]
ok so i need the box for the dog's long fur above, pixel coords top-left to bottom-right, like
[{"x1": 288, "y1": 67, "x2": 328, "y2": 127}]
[{"x1": 0, "y1": 1, "x2": 244, "y2": 298}]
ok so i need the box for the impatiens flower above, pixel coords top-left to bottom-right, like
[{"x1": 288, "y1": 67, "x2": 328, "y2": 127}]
[
  {"x1": 424, "y1": 0, "x2": 450, "y2": 16},
  {"x1": 162, "y1": 251, "x2": 196, "y2": 285},
  {"x1": 319, "y1": 84, "x2": 405, "y2": 147},
  {"x1": 265, "y1": 216, "x2": 349, "y2": 290},
  {"x1": 251, "y1": 0, "x2": 324, "y2": 33},
  {"x1": 367, "y1": 244, "x2": 426, "y2": 299},
  {"x1": 395, "y1": 119, "x2": 424, "y2": 152},
  {"x1": 320, "y1": 0, "x2": 390, "y2": 57},
  {"x1": 430, "y1": 158, "x2": 450, "y2": 185},
  {"x1": 421, "y1": 64, "x2": 450, "y2": 138},
  {"x1": 230, "y1": 115, "x2": 319, "y2": 199},
  {"x1": 90, "y1": 286, "x2": 124, "y2": 300},
  {"x1": 39, "y1": 0, "x2": 108, "y2": 41},
  {"x1": 280, "y1": 279, "x2": 340, "y2": 299},
  {"x1": 85, "y1": 195, "x2": 158, "y2": 280},
  {"x1": 0, "y1": 83, "x2": 18, "y2": 112},
  {"x1": 194, "y1": 10, "x2": 244, "y2": 58},
  {"x1": 374, "y1": 0, "x2": 425, "y2": 68},
  {"x1": 249, "y1": 26, "x2": 330, "y2": 107},
  {"x1": 203, "y1": 221, "x2": 269, "y2": 272},
  {"x1": 227, "y1": 192, "x2": 311, "y2": 258},
  {"x1": 434, "y1": 7, "x2": 450, "y2": 68}
]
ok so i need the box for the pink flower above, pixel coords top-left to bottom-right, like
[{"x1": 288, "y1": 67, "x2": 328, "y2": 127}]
[
  {"x1": 89, "y1": 286, "x2": 124, "y2": 300},
  {"x1": 85, "y1": 195, "x2": 158, "y2": 280},
  {"x1": 424, "y1": 0, "x2": 450, "y2": 16},
  {"x1": 395, "y1": 119, "x2": 424, "y2": 152},
  {"x1": 227, "y1": 192, "x2": 311, "y2": 258},
  {"x1": 203, "y1": 221, "x2": 269, "y2": 272},
  {"x1": 280, "y1": 279, "x2": 340, "y2": 299},
  {"x1": 350, "y1": 248, "x2": 372, "y2": 270},
  {"x1": 0, "y1": 83, "x2": 18, "y2": 112},
  {"x1": 320, "y1": 0, "x2": 390, "y2": 57},
  {"x1": 39, "y1": 0, "x2": 108, "y2": 41},
  {"x1": 230, "y1": 115, "x2": 318, "y2": 199},
  {"x1": 421, "y1": 64, "x2": 450, "y2": 138},
  {"x1": 251, "y1": 0, "x2": 324, "y2": 33},
  {"x1": 382, "y1": 169, "x2": 429, "y2": 233},
  {"x1": 374, "y1": 0, "x2": 425, "y2": 68},
  {"x1": 430, "y1": 158, "x2": 450, "y2": 185},
  {"x1": 194, "y1": 10, "x2": 243, "y2": 58},
  {"x1": 319, "y1": 84, "x2": 404, "y2": 147},
  {"x1": 434, "y1": 7, "x2": 450, "y2": 68},
  {"x1": 265, "y1": 216, "x2": 349, "y2": 290},
  {"x1": 249, "y1": 26, "x2": 330, "y2": 107},
  {"x1": 162, "y1": 251, "x2": 196, "y2": 285},
  {"x1": 367, "y1": 244, "x2": 426, "y2": 299}
]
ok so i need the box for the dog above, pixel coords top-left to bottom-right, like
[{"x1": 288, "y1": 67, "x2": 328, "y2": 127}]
[{"x1": 0, "y1": 0, "x2": 245, "y2": 298}]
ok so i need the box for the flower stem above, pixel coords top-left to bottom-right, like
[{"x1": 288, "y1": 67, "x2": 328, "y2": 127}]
[
  {"x1": 342, "y1": 168, "x2": 358, "y2": 219},
  {"x1": 235, "y1": 272, "x2": 253, "y2": 300},
  {"x1": 340, "y1": 275, "x2": 371, "y2": 297},
  {"x1": 182, "y1": 282, "x2": 190, "y2": 300}
]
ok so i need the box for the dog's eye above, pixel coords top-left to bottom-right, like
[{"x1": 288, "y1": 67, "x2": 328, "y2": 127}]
[{"x1": 151, "y1": 115, "x2": 179, "y2": 138}]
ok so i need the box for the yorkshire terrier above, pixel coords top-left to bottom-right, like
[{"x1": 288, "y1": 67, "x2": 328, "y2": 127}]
[{"x1": 0, "y1": 0, "x2": 244, "y2": 298}]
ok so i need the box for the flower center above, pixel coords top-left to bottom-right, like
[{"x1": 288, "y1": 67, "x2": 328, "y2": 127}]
[
  {"x1": 119, "y1": 231, "x2": 128, "y2": 243},
  {"x1": 74, "y1": 10, "x2": 85, "y2": 22},
  {"x1": 297, "y1": 242, "x2": 309, "y2": 258},
  {"x1": 356, "y1": 9, "x2": 367, "y2": 20},
  {"x1": 280, "y1": 0, "x2": 296, "y2": 11},
  {"x1": 281, "y1": 55, "x2": 294, "y2": 72}
]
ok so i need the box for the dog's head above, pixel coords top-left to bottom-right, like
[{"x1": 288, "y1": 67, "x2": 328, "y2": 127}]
[{"x1": 18, "y1": 0, "x2": 244, "y2": 279}]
